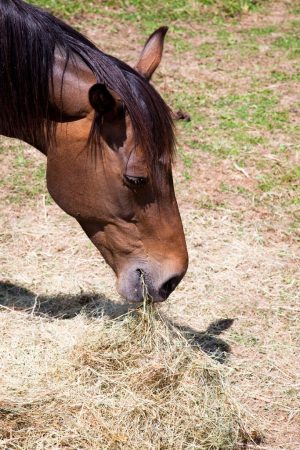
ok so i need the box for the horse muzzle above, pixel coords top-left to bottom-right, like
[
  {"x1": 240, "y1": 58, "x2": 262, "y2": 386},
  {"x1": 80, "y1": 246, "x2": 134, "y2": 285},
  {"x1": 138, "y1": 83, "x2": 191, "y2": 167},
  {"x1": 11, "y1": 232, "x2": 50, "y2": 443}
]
[{"x1": 116, "y1": 260, "x2": 188, "y2": 303}]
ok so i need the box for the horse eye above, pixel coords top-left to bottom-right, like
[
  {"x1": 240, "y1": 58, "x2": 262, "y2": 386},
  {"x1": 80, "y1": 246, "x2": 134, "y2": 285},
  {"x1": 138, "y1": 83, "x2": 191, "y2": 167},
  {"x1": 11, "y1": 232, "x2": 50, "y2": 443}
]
[{"x1": 124, "y1": 175, "x2": 148, "y2": 187}]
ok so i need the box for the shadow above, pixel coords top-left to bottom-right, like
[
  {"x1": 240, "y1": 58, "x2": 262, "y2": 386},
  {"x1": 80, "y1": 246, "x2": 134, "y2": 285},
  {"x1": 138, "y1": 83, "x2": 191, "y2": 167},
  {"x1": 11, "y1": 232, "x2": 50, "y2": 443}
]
[
  {"x1": 167, "y1": 318, "x2": 234, "y2": 363},
  {"x1": 0, "y1": 281, "x2": 234, "y2": 362},
  {"x1": 0, "y1": 281, "x2": 134, "y2": 319}
]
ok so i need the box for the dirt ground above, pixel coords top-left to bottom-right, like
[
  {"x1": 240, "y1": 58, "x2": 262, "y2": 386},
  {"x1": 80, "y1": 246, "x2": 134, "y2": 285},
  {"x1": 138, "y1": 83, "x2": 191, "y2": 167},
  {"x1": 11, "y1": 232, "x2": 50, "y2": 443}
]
[{"x1": 1, "y1": 1, "x2": 299, "y2": 448}]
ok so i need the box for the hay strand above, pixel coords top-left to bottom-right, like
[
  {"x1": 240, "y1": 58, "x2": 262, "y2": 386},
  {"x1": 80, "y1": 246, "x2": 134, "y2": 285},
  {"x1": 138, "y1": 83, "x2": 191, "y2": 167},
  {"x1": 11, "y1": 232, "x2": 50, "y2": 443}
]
[{"x1": 0, "y1": 300, "x2": 260, "y2": 449}]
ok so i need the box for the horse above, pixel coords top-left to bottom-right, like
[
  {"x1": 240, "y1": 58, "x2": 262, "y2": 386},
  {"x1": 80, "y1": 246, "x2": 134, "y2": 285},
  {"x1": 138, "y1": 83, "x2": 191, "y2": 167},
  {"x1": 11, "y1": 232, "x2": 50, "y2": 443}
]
[{"x1": 0, "y1": 0, "x2": 188, "y2": 303}]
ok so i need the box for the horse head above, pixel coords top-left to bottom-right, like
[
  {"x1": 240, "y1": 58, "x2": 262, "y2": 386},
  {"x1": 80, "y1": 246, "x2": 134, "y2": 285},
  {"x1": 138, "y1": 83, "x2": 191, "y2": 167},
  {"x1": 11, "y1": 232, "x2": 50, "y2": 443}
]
[{"x1": 46, "y1": 28, "x2": 189, "y2": 302}]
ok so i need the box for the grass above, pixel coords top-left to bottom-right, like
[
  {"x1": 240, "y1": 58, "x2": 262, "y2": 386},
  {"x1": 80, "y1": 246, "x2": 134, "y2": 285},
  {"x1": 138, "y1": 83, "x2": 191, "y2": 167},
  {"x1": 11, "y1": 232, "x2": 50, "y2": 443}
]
[
  {"x1": 28, "y1": 0, "x2": 267, "y2": 25},
  {"x1": 273, "y1": 34, "x2": 300, "y2": 58},
  {"x1": 216, "y1": 90, "x2": 289, "y2": 130},
  {"x1": 245, "y1": 25, "x2": 276, "y2": 36},
  {"x1": 27, "y1": 0, "x2": 99, "y2": 16},
  {"x1": 257, "y1": 165, "x2": 300, "y2": 194},
  {"x1": 0, "y1": 141, "x2": 49, "y2": 204},
  {"x1": 164, "y1": 13, "x2": 299, "y2": 225},
  {"x1": 270, "y1": 70, "x2": 293, "y2": 82},
  {"x1": 0, "y1": 299, "x2": 259, "y2": 449},
  {"x1": 1, "y1": 0, "x2": 300, "y2": 449}
]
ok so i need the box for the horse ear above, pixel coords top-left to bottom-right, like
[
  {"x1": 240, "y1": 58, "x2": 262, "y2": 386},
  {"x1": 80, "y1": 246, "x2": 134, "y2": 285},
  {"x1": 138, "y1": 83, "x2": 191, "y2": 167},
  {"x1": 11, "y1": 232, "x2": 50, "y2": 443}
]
[
  {"x1": 135, "y1": 27, "x2": 168, "y2": 80},
  {"x1": 89, "y1": 83, "x2": 115, "y2": 114}
]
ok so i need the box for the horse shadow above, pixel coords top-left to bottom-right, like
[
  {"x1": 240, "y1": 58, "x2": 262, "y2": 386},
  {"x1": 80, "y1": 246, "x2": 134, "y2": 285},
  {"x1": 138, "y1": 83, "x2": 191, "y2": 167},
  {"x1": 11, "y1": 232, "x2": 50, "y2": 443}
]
[{"x1": 0, "y1": 281, "x2": 234, "y2": 363}]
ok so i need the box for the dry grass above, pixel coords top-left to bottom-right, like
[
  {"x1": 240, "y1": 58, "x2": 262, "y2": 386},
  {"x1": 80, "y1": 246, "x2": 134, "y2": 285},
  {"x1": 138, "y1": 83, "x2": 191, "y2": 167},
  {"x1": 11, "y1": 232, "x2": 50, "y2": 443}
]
[
  {"x1": 0, "y1": 143, "x2": 299, "y2": 448},
  {"x1": 1, "y1": 0, "x2": 300, "y2": 448},
  {"x1": 0, "y1": 303, "x2": 257, "y2": 449}
]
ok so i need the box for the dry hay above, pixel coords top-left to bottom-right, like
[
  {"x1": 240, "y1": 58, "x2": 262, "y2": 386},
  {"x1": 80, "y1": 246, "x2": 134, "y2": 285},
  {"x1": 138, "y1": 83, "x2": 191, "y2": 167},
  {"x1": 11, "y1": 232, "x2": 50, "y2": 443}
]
[{"x1": 0, "y1": 293, "x2": 260, "y2": 450}]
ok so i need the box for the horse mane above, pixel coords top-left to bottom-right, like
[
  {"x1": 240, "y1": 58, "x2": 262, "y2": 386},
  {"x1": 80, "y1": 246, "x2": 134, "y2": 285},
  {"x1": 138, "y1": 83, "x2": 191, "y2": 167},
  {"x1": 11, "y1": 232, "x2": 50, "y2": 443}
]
[{"x1": 0, "y1": 0, "x2": 175, "y2": 184}]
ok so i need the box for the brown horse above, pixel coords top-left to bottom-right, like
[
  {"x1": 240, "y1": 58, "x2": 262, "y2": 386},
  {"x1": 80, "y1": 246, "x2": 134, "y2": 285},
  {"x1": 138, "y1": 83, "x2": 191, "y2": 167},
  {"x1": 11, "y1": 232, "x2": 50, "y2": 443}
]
[{"x1": 0, "y1": 0, "x2": 188, "y2": 302}]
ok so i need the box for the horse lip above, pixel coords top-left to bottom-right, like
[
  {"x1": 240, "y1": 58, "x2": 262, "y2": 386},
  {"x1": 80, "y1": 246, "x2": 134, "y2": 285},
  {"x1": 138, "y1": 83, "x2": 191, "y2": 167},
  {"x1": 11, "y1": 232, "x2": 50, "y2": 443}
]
[{"x1": 116, "y1": 268, "x2": 164, "y2": 303}]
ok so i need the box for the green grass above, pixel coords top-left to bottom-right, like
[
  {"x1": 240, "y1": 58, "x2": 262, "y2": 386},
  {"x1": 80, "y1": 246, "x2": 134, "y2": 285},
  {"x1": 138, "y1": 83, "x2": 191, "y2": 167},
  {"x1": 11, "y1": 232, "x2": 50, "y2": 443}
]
[
  {"x1": 0, "y1": 145, "x2": 49, "y2": 204},
  {"x1": 270, "y1": 70, "x2": 292, "y2": 82},
  {"x1": 197, "y1": 196, "x2": 227, "y2": 210},
  {"x1": 273, "y1": 35, "x2": 300, "y2": 58},
  {"x1": 177, "y1": 146, "x2": 194, "y2": 180},
  {"x1": 166, "y1": 6, "x2": 298, "y2": 216},
  {"x1": 245, "y1": 25, "x2": 276, "y2": 36},
  {"x1": 215, "y1": 90, "x2": 289, "y2": 130},
  {"x1": 1, "y1": 4, "x2": 300, "y2": 446},
  {"x1": 28, "y1": 0, "x2": 266, "y2": 25},
  {"x1": 27, "y1": 0, "x2": 99, "y2": 16},
  {"x1": 174, "y1": 86, "x2": 290, "y2": 161},
  {"x1": 6, "y1": 1, "x2": 300, "y2": 222},
  {"x1": 281, "y1": 165, "x2": 300, "y2": 184},
  {"x1": 197, "y1": 42, "x2": 217, "y2": 58}
]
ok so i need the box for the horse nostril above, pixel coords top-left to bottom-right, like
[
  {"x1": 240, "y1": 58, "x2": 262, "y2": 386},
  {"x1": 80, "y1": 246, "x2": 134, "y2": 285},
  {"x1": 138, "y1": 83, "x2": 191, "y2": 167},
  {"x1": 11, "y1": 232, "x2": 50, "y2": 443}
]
[{"x1": 159, "y1": 275, "x2": 181, "y2": 300}]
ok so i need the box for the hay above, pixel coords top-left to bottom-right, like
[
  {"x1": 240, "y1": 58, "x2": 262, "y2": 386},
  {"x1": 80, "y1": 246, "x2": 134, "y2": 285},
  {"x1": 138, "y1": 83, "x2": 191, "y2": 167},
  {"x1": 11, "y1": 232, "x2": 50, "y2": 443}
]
[{"x1": 0, "y1": 299, "x2": 259, "y2": 450}]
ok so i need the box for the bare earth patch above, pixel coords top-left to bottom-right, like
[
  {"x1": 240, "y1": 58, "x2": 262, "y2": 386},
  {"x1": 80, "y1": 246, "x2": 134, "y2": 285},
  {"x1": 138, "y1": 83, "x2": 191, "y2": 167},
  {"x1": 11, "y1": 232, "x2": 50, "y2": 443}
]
[{"x1": 1, "y1": 1, "x2": 300, "y2": 448}]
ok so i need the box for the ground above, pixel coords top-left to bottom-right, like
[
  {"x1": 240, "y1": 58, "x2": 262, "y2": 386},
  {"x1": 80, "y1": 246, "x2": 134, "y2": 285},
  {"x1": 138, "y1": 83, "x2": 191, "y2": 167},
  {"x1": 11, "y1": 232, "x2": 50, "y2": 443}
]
[{"x1": 0, "y1": 0, "x2": 299, "y2": 448}]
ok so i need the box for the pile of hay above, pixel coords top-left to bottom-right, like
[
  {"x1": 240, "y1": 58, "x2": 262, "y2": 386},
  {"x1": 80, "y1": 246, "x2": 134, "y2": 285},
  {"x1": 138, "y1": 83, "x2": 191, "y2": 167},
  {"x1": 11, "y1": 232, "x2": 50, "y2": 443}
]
[{"x1": 0, "y1": 299, "x2": 257, "y2": 449}]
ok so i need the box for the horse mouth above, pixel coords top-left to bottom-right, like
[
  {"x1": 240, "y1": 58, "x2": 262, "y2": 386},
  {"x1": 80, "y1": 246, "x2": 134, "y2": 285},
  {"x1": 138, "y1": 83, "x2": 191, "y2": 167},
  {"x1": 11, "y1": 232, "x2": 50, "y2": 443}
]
[
  {"x1": 116, "y1": 268, "x2": 156, "y2": 303},
  {"x1": 116, "y1": 266, "x2": 184, "y2": 304}
]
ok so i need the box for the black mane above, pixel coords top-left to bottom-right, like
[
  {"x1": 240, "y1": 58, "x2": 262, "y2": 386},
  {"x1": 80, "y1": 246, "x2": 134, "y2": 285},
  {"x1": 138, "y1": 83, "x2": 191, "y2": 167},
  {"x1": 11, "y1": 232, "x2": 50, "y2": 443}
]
[{"x1": 0, "y1": 0, "x2": 175, "y2": 182}]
